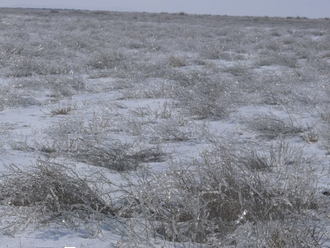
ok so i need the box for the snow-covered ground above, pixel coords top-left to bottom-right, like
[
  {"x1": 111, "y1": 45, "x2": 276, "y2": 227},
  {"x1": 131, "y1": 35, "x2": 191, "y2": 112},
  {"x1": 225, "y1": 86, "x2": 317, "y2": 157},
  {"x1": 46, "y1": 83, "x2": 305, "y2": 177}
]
[{"x1": 0, "y1": 8, "x2": 330, "y2": 247}]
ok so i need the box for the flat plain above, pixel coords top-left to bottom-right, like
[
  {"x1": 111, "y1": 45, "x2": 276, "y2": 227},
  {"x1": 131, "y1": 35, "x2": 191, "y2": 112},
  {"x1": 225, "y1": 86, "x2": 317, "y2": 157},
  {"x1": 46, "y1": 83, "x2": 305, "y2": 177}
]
[{"x1": 0, "y1": 8, "x2": 330, "y2": 247}]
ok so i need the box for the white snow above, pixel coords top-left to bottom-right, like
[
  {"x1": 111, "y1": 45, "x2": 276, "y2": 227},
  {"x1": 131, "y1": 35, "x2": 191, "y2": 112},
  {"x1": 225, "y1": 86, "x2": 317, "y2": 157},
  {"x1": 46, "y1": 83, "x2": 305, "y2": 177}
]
[{"x1": 0, "y1": 8, "x2": 330, "y2": 247}]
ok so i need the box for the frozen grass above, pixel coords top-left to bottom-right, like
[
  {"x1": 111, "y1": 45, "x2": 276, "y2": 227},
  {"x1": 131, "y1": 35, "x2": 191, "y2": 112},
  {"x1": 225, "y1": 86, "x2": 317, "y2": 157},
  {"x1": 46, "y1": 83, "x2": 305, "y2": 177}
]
[
  {"x1": 45, "y1": 101, "x2": 78, "y2": 116},
  {"x1": 119, "y1": 139, "x2": 320, "y2": 246},
  {"x1": 73, "y1": 142, "x2": 167, "y2": 171},
  {"x1": 39, "y1": 110, "x2": 168, "y2": 171},
  {"x1": 0, "y1": 7, "x2": 329, "y2": 247},
  {"x1": 0, "y1": 161, "x2": 115, "y2": 237},
  {"x1": 246, "y1": 112, "x2": 304, "y2": 139},
  {"x1": 86, "y1": 50, "x2": 127, "y2": 70}
]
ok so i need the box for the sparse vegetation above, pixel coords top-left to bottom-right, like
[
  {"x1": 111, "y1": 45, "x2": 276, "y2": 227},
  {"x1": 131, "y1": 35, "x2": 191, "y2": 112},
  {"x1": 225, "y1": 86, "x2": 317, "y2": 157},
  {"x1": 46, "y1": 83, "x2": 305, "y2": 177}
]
[{"x1": 0, "y1": 7, "x2": 329, "y2": 247}]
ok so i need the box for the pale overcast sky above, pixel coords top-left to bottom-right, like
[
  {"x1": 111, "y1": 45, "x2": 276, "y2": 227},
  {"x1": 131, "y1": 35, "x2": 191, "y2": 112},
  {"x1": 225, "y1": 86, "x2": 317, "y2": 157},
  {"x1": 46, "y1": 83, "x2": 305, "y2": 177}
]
[{"x1": 1, "y1": 0, "x2": 329, "y2": 19}]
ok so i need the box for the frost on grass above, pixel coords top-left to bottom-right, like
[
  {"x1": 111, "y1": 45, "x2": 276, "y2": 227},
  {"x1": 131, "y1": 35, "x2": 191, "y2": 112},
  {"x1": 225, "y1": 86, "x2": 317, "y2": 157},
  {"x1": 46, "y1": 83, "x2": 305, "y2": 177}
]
[
  {"x1": 0, "y1": 8, "x2": 329, "y2": 247},
  {"x1": 41, "y1": 116, "x2": 168, "y2": 171},
  {"x1": 119, "y1": 139, "x2": 320, "y2": 246},
  {"x1": 45, "y1": 101, "x2": 78, "y2": 116},
  {"x1": 86, "y1": 50, "x2": 127, "y2": 70},
  {"x1": 246, "y1": 112, "x2": 304, "y2": 139},
  {"x1": 74, "y1": 142, "x2": 167, "y2": 172},
  {"x1": 0, "y1": 85, "x2": 41, "y2": 108},
  {"x1": 4, "y1": 75, "x2": 86, "y2": 99},
  {"x1": 0, "y1": 123, "x2": 10, "y2": 153},
  {"x1": 171, "y1": 70, "x2": 237, "y2": 120},
  {"x1": 0, "y1": 161, "x2": 115, "y2": 236}
]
